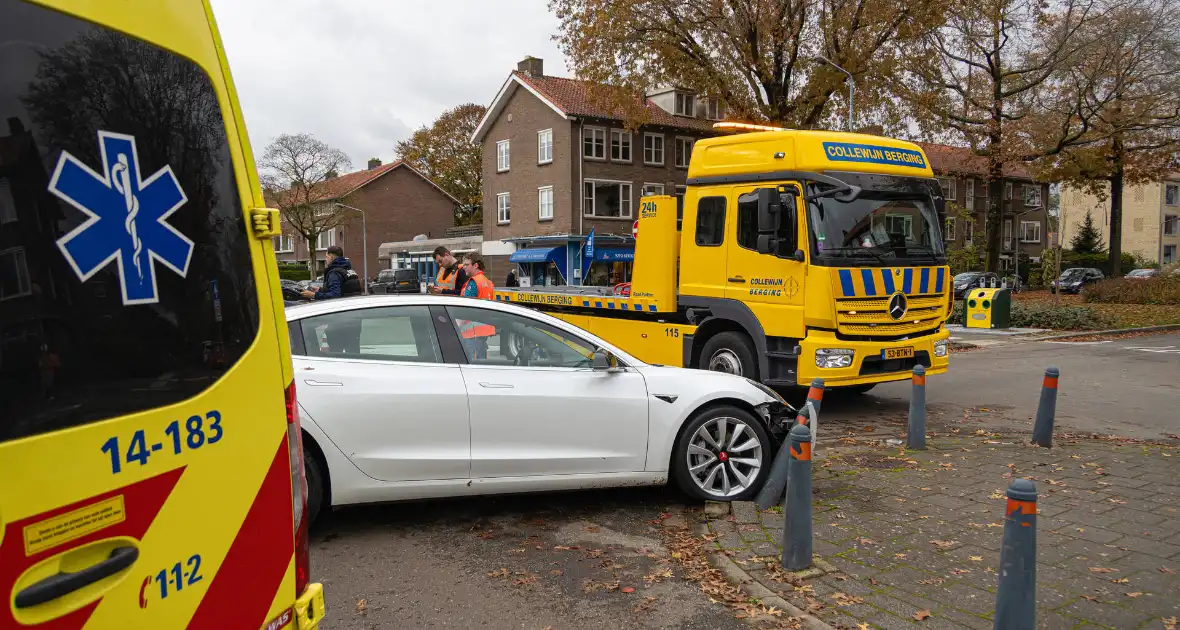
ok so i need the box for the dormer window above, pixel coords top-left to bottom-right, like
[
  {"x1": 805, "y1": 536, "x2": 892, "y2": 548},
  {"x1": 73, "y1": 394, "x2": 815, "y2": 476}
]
[
  {"x1": 704, "y1": 97, "x2": 724, "y2": 120},
  {"x1": 674, "y1": 92, "x2": 695, "y2": 117}
]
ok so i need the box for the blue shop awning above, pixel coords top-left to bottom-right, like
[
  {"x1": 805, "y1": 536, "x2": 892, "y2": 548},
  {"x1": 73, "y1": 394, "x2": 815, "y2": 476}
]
[
  {"x1": 593, "y1": 247, "x2": 634, "y2": 263},
  {"x1": 510, "y1": 246, "x2": 563, "y2": 264}
]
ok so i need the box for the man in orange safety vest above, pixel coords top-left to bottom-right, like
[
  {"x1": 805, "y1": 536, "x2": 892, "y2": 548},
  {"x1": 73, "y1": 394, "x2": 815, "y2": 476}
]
[{"x1": 456, "y1": 252, "x2": 495, "y2": 359}]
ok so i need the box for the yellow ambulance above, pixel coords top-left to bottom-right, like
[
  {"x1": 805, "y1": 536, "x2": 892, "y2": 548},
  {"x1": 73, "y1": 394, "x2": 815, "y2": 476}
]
[{"x1": 0, "y1": 1, "x2": 324, "y2": 628}]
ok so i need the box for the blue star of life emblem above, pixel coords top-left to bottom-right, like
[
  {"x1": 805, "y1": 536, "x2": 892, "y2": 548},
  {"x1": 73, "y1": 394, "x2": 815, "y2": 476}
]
[{"x1": 48, "y1": 131, "x2": 194, "y2": 305}]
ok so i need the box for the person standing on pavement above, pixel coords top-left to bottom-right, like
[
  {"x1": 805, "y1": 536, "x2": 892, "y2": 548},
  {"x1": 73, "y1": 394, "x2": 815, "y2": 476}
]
[
  {"x1": 301, "y1": 245, "x2": 361, "y2": 300},
  {"x1": 429, "y1": 246, "x2": 467, "y2": 296},
  {"x1": 456, "y1": 252, "x2": 495, "y2": 359},
  {"x1": 505, "y1": 267, "x2": 519, "y2": 287}
]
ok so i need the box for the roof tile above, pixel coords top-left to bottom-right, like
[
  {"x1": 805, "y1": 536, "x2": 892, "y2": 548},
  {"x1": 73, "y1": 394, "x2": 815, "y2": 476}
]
[
  {"x1": 514, "y1": 72, "x2": 717, "y2": 133},
  {"x1": 913, "y1": 142, "x2": 1034, "y2": 180},
  {"x1": 265, "y1": 161, "x2": 402, "y2": 206}
]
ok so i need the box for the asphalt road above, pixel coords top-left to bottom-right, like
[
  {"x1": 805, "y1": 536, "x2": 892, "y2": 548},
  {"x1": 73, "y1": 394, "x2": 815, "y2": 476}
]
[{"x1": 309, "y1": 332, "x2": 1179, "y2": 629}]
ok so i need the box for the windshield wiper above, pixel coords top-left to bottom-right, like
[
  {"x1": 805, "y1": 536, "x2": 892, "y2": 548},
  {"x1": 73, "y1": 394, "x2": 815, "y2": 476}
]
[
  {"x1": 906, "y1": 246, "x2": 942, "y2": 265},
  {"x1": 821, "y1": 246, "x2": 890, "y2": 265}
]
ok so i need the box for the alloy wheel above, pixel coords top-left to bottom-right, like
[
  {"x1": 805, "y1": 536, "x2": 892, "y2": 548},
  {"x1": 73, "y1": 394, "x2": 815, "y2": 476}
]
[{"x1": 686, "y1": 416, "x2": 763, "y2": 498}]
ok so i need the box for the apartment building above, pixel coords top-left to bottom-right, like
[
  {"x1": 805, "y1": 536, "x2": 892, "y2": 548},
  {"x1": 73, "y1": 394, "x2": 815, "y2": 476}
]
[
  {"x1": 916, "y1": 143, "x2": 1053, "y2": 268},
  {"x1": 472, "y1": 57, "x2": 722, "y2": 285},
  {"x1": 266, "y1": 159, "x2": 459, "y2": 281},
  {"x1": 1059, "y1": 176, "x2": 1180, "y2": 264}
]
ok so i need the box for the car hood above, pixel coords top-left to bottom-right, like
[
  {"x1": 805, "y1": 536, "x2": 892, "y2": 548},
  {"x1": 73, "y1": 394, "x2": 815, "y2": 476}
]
[{"x1": 632, "y1": 364, "x2": 782, "y2": 408}]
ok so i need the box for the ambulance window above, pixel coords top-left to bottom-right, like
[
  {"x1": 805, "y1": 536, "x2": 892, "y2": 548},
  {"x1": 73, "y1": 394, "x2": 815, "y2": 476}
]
[
  {"x1": 695, "y1": 197, "x2": 726, "y2": 246},
  {"x1": 0, "y1": 4, "x2": 260, "y2": 442}
]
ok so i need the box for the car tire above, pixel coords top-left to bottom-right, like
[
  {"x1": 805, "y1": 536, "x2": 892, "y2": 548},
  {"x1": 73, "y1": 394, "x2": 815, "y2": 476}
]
[
  {"x1": 672, "y1": 405, "x2": 773, "y2": 502},
  {"x1": 305, "y1": 452, "x2": 326, "y2": 526},
  {"x1": 699, "y1": 331, "x2": 758, "y2": 380}
]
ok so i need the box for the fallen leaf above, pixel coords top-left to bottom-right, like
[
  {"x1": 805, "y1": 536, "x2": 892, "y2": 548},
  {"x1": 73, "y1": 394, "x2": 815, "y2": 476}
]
[
  {"x1": 355, "y1": 598, "x2": 367, "y2": 615},
  {"x1": 917, "y1": 578, "x2": 945, "y2": 585},
  {"x1": 551, "y1": 569, "x2": 564, "y2": 576},
  {"x1": 621, "y1": 586, "x2": 636, "y2": 593},
  {"x1": 1089, "y1": 567, "x2": 1116, "y2": 574},
  {"x1": 862, "y1": 425, "x2": 875, "y2": 432},
  {"x1": 1126, "y1": 591, "x2": 1143, "y2": 598},
  {"x1": 969, "y1": 556, "x2": 983, "y2": 562},
  {"x1": 913, "y1": 609, "x2": 932, "y2": 621},
  {"x1": 870, "y1": 577, "x2": 878, "y2": 585},
  {"x1": 920, "y1": 487, "x2": 932, "y2": 491},
  {"x1": 857, "y1": 537, "x2": 877, "y2": 546},
  {"x1": 585, "y1": 525, "x2": 601, "y2": 533},
  {"x1": 1081, "y1": 594, "x2": 1098, "y2": 602},
  {"x1": 554, "y1": 545, "x2": 580, "y2": 551},
  {"x1": 895, "y1": 553, "x2": 908, "y2": 559},
  {"x1": 858, "y1": 624, "x2": 872, "y2": 630},
  {"x1": 1111, "y1": 578, "x2": 1129, "y2": 583},
  {"x1": 1047, "y1": 479, "x2": 1065, "y2": 486},
  {"x1": 1160, "y1": 567, "x2": 1176, "y2": 574},
  {"x1": 989, "y1": 491, "x2": 1006, "y2": 499},
  {"x1": 1109, "y1": 498, "x2": 1127, "y2": 504},
  {"x1": 1162, "y1": 616, "x2": 1177, "y2": 630},
  {"x1": 486, "y1": 568, "x2": 509, "y2": 578},
  {"x1": 951, "y1": 569, "x2": 970, "y2": 575},
  {"x1": 930, "y1": 540, "x2": 958, "y2": 550},
  {"x1": 832, "y1": 592, "x2": 864, "y2": 607},
  {"x1": 1096, "y1": 468, "x2": 1107, "y2": 475}
]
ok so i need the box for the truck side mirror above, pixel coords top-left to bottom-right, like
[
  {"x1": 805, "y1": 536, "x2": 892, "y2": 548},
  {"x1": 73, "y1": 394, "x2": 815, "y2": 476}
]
[{"x1": 756, "y1": 188, "x2": 781, "y2": 233}]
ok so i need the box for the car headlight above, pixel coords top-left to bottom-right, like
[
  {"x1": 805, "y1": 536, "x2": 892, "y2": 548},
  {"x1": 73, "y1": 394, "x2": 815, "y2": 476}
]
[
  {"x1": 746, "y1": 378, "x2": 786, "y2": 404},
  {"x1": 934, "y1": 340, "x2": 949, "y2": 358},
  {"x1": 815, "y1": 348, "x2": 854, "y2": 369}
]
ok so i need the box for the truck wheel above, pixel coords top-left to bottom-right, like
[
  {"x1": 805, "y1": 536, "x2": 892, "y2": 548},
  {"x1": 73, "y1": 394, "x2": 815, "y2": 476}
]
[
  {"x1": 699, "y1": 331, "x2": 758, "y2": 380},
  {"x1": 672, "y1": 405, "x2": 772, "y2": 501}
]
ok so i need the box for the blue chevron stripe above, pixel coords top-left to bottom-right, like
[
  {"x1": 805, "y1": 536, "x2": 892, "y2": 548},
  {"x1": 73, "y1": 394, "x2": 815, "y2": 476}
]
[
  {"x1": 838, "y1": 270, "x2": 854, "y2": 296},
  {"x1": 881, "y1": 269, "x2": 896, "y2": 294},
  {"x1": 920, "y1": 268, "x2": 930, "y2": 293},
  {"x1": 903, "y1": 268, "x2": 913, "y2": 294}
]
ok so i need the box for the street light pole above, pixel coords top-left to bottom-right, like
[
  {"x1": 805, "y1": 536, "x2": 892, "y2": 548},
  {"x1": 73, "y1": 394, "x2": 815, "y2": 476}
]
[
  {"x1": 334, "y1": 202, "x2": 368, "y2": 294},
  {"x1": 816, "y1": 55, "x2": 854, "y2": 132}
]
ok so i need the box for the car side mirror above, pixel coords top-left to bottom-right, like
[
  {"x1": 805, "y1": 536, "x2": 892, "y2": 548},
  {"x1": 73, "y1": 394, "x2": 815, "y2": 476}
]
[{"x1": 592, "y1": 348, "x2": 614, "y2": 371}]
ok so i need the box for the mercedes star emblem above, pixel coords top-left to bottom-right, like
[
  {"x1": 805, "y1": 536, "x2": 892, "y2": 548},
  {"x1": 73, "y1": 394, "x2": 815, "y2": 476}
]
[{"x1": 888, "y1": 292, "x2": 908, "y2": 321}]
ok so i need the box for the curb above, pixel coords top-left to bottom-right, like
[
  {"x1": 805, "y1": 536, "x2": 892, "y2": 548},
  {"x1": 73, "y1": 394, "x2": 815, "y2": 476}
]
[
  {"x1": 1028, "y1": 323, "x2": 1180, "y2": 341},
  {"x1": 694, "y1": 513, "x2": 834, "y2": 630}
]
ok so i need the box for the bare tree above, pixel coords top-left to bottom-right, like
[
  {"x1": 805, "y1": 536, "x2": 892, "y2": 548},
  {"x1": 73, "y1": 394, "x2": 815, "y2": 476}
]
[
  {"x1": 1029, "y1": 0, "x2": 1180, "y2": 275},
  {"x1": 549, "y1": 0, "x2": 947, "y2": 132},
  {"x1": 897, "y1": 0, "x2": 1103, "y2": 272},
  {"x1": 260, "y1": 133, "x2": 352, "y2": 275}
]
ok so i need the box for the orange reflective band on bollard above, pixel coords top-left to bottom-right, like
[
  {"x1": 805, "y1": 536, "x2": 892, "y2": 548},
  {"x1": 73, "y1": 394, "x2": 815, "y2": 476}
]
[
  {"x1": 807, "y1": 387, "x2": 823, "y2": 403},
  {"x1": 796, "y1": 412, "x2": 809, "y2": 426},
  {"x1": 912, "y1": 374, "x2": 926, "y2": 386},
  {"x1": 1043, "y1": 376, "x2": 1058, "y2": 389},
  {"x1": 1006, "y1": 499, "x2": 1037, "y2": 526},
  {"x1": 790, "y1": 441, "x2": 812, "y2": 461}
]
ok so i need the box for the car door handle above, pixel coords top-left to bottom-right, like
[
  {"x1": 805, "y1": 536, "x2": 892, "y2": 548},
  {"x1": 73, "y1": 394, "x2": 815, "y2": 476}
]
[
  {"x1": 15, "y1": 546, "x2": 139, "y2": 609},
  {"x1": 478, "y1": 382, "x2": 514, "y2": 389},
  {"x1": 727, "y1": 276, "x2": 746, "y2": 284},
  {"x1": 303, "y1": 379, "x2": 343, "y2": 387}
]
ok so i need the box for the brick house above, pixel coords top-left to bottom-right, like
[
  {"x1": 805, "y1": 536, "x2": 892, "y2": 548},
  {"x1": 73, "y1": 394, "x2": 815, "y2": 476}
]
[
  {"x1": 915, "y1": 143, "x2": 1053, "y2": 271},
  {"x1": 268, "y1": 159, "x2": 459, "y2": 282},
  {"x1": 1060, "y1": 175, "x2": 1179, "y2": 265},
  {"x1": 471, "y1": 57, "x2": 722, "y2": 286}
]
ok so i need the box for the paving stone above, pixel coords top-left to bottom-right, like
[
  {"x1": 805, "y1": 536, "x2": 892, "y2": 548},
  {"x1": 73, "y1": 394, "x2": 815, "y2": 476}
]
[
  {"x1": 1036, "y1": 611, "x2": 1085, "y2": 629},
  {"x1": 1059, "y1": 597, "x2": 1154, "y2": 629},
  {"x1": 731, "y1": 500, "x2": 759, "y2": 524},
  {"x1": 1111, "y1": 535, "x2": 1180, "y2": 560}
]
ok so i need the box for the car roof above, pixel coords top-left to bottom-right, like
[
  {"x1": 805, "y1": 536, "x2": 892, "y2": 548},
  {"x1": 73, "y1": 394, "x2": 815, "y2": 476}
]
[{"x1": 283, "y1": 295, "x2": 645, "y2": 365}]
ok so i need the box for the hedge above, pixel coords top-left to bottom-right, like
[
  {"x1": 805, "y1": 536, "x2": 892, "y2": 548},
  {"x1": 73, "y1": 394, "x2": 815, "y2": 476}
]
[
  {"x1": 951, "y1": 300, "x2": 1111, "y2": 330},
  {"x1": 1082, "y1": 276, "x2": 1180, "y2": 306},
  {"x1": 277, "y1": 264, "x2": 310, "y2": 281}
]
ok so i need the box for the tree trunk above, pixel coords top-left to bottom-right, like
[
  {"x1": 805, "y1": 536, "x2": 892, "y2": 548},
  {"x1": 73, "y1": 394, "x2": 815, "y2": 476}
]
[
  {"x1": 985, "y1": 160, "x2": 1004, "y2": 273},
  {"x1": 307, "y1": 237, "x2": 316, "y2": 279},
  {"x1": 1107, "y1": 137, "x2": 1125, "y2": 278}
]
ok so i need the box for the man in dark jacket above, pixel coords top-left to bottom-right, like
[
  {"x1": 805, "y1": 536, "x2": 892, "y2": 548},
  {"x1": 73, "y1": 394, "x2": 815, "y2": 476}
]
[{"x1": 301, "y1": 246, "x2": 361, "y2": 300}]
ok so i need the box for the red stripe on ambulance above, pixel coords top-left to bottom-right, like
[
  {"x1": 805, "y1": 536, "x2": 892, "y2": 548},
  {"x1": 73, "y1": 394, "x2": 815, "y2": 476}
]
[{"x1": 186, "y1": 435, "x2": 294, "y2": 629}]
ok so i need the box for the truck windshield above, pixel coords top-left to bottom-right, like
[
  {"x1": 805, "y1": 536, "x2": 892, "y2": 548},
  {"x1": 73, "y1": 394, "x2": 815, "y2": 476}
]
[{"x1": 807, "y1": 192, "x2": 945, "y2": 266}]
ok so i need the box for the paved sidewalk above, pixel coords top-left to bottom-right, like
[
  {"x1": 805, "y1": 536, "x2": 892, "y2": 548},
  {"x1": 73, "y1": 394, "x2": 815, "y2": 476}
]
[{"x1": 704, "y1": 435, "x2": 1180, "y2": 629}]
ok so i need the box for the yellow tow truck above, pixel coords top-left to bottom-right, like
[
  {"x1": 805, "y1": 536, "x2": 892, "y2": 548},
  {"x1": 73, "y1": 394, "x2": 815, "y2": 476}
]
[{"x1": 495, "y1": 125, "x2": 953, "y2": 394}]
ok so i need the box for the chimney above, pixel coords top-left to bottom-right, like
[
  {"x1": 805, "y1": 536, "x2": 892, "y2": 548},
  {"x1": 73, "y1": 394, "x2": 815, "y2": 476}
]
[
  {"x1": 368, "y1": 158, "x2": 382, "y2": 170},
  {"x1": 517, "y1": 56, "x2": 544, "y2": 77}
]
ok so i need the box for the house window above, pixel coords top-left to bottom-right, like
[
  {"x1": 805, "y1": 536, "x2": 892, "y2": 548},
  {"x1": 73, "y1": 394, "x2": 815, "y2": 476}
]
[
  {"x1": 643, "y1": 133, "x2": 664, "y2": 165},
  {"x1": 1020, "y1": 221, "x2": 1041, "y2": 243},
  {"x1": 965, "y1": 179, "x2": 975, "y2": 210},
  {"x1": 965, "y1": 219, "x2": 975, "y2": 244},
  {"x1": 583, "y1": 180, "x2": 632, "y2": 218},
  {"x1": 704, "y1": 98, "x2": 724, "y2": 120},
  {"x1": 884, "y1": 215, "x2": 913, "y2": 241},
  {"x1": 583, "y1": 127, "x2": 606, "y2": 159},
  {"x1": 937, "y1": 178, "x2": 956, "y2": 201},
  {"x1": 675, "y1": 137, "x2": 694, "y2": 168},
  {"x1": 695, "y1": 197, "x2": 726, "y2": 246},
  {"x1": 1165, "y1": 244, "x2": 1177, "y2": 264},
  {"x1": 1, "y1": 247, "x2": 32, "y2": 300},
  {"x1": 315, "y1": 229, "x2": 335, "y2": 251},
  {"x1": 1164, "y1": 214, "x2": 1178, "y2": 236},
  {"x1": 537, "y1": 129, "x2": 553, "y2": 164},
  {"x1": 675, "y1": 92, "x2": 695, "y2": 117},
  {"x1": 273, "y1": 233, "x2": 294, "y2": 253},
  {"x1": 1024, "y1": 185, "x2": 1042, "y2": 207},
  {"x1": 496, "y1": 140, "x2": 510, "y2": 172},
  {"x1": 1166, "y1": 184, "x2": 1179, "y2": 206},
  {"x1": 944, "y1": 217, "x2": 956, "y2": 241},
  {"x1": 642, "y1": 183, "x2": 665, "y2": 196},
  {"x1": 1004, "y1": 182, "x2": 1013, "y2": 199},
  {"x1": 0, "y1": 179, "x2": 16, "y2": 224},
  {"x1": 497, "y1": 192, "x2": 511, "y2": 224},
  {"x1": 538, "y1": 186, "x2": 554, "y2": 221},
  {"x1": 610, "y1": 130, "x2": 631, "y2": 162},
  {"x1": 1003, "y1": 219, "x2": 1013, "y2": 249}
]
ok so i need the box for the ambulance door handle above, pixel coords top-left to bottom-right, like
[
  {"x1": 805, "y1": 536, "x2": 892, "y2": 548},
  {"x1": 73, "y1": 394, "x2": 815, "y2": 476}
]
[
  {"x1": 479, "y1": 382, "x2": 514, "y2": 389},
  {"x1": 727, "y1": 276, "x2": 746, "y2": 284},
  {"x1": 15, "y1": 546, "x2": 139, "y2": 608},
  {"x1": 304, "y1": 379, "x2": 343, "y2": 387}
]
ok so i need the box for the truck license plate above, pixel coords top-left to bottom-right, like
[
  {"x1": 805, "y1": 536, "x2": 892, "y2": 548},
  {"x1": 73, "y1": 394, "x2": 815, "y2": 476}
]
[{"x1": 882, "y1": 347, "x2": 914, "y2": 360}]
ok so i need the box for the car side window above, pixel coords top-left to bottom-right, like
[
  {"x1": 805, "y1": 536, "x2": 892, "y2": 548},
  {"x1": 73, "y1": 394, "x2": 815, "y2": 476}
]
[
  {"x1": 445, "y1": 305, "x2": 598, "y2": 368},
  {"x1": 297, "y1": 305, "x2": 442, "y2": 363}
]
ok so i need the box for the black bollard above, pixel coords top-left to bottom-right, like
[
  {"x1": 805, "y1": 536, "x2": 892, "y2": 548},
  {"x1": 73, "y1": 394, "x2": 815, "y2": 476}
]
[
  {"x1": 1031, "y1": 367, "x2": 1059, "y2": 448},
  {"x1": 756, "y1": 406, "x2": 810, "y2": 510},
  {"x1": 907, "y1": 365, "x2": 927, "y2": 450},
  {"x1": 994, "y1": 478, "x2": 1037, "y2": 630},
  {"x1": 781, "y1": 423, "x2": 813, "y2": 571}
]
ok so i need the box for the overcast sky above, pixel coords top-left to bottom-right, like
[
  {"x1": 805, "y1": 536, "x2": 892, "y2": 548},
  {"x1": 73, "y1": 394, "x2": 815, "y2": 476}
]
[{"x1": 210, "y1": 0, "x2": 569, "y2": 171}]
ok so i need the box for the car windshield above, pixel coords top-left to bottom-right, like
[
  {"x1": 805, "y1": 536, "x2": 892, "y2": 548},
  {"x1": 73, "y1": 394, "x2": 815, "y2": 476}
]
[
  {"x1": 954, "y1": 272, "x2": 983, "y2": 282},
  {"x1": 1127, "y1": 269, "x2": 1152, "y2": 277},
  {"x1": 808, "y1": 191, "x2": 945, "y2": 265},
  {"x1": 377, "y1": 270, "x2": 396, "y2": 281},
  {"x1": 1060, "y1": 269, "x2": 1088, "y2": 279}
]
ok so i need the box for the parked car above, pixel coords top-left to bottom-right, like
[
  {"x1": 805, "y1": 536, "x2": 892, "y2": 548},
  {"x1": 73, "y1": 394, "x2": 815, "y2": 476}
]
[
  {"x1": 953, "y1": 272, "x2": 999, "y2": 299},
  {"x1": 285, "y1": 295, "x2": 794, "y2": 523},
  {"x1": 368, "y1": 269, "x2": 397, "y2": 294},
  {"x1": 382, "y1": 268, "x2": 421, "y2": 294},
  {"x1": 1051, "y1": 267, "x2": 1104, "y2": 294},
  {"x1": 279, "y1": 278, "x2": 305, "y2": 301},
  {"x1": 1125, "y1": 268, "x2": 1160, "y2": 280}
]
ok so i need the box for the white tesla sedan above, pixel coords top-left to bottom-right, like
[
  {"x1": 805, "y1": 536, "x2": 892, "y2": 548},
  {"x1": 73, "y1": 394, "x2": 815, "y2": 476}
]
[{"x1": 285, "y1": 295, "x2": 794, "y2": 522}]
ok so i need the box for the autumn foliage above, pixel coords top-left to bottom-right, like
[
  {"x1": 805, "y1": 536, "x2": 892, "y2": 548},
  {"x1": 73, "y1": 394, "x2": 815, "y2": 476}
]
[{"x1": 1083, "y1": 276, "x2": 1180, "y2": 306}]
